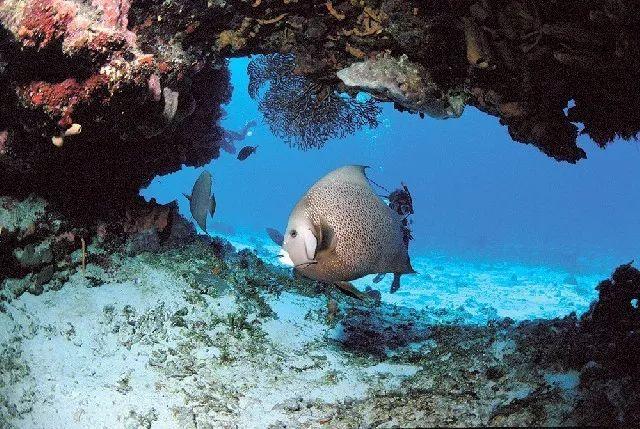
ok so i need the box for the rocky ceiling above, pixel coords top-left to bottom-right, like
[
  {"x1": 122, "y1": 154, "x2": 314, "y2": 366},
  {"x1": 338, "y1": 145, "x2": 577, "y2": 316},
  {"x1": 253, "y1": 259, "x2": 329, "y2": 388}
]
[{"x1": 0, "y1": 0, "x2": 638, "y2": 218}]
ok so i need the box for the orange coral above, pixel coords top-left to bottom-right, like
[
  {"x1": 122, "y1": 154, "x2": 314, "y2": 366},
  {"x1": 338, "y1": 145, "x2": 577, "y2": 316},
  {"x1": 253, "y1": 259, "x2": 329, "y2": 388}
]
[{"x1": 21, "y1": 75, "x2": 109, "y2": 126}]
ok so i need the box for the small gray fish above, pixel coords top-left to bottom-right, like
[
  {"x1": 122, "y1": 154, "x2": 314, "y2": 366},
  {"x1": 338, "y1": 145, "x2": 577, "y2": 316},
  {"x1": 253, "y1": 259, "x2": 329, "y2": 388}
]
[
  {"x1": 183, "y1": 171, "x2": 215, "y2": 233},
  {"x1": 266, "y1": 228, "x2": 284, "y2": 246},
  {"x1": 237, "y1": 145, "x2": 258, "y2": 161}
]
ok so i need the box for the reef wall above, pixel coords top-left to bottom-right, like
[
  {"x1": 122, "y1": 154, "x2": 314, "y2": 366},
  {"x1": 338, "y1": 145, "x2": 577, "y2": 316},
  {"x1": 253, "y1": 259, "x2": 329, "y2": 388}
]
[{"x1": 0, "y1": 0, "x2": 231, "y2": 222}]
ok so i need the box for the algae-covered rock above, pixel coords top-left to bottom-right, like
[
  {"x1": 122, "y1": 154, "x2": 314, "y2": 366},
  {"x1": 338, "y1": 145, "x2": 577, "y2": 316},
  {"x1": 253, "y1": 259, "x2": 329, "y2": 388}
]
[
  {"x1": 337, "y1": 54, "x2": 466, "y2": 119},
  {"x1": 13, "y1": 241, "x2": 53, "y2": 268},
  {"x1": 0, "y1": 276, "x2": 33, "y2": 300},
  {"x1": 0, "y1": 195, "x2": 47, "y2": 237}
]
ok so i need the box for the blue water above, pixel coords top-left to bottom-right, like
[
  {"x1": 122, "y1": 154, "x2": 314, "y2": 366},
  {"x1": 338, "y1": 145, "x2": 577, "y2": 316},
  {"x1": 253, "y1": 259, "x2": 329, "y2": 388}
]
[{"x1": 142, "y1": 57, "x2": 640, "y2": 318}]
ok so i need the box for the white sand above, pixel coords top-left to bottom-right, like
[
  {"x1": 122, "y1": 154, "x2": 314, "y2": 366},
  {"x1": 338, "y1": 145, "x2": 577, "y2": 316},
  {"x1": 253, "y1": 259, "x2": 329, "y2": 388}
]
[{"x1": 1, "y1": 257, "x2": 422, "y2": 428}]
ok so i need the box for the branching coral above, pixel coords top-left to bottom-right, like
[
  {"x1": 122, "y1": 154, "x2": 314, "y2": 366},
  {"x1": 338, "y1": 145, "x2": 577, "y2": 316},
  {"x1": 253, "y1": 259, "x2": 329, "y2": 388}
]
[{"x1": 247, "y1": 53, "x2": 380, "y2": 150}]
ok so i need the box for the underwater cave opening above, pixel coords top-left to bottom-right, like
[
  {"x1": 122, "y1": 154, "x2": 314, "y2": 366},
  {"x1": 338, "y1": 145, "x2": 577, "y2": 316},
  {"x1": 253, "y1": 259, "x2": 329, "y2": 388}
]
[
  {"x1": 141, "y1": 57, "x2": 640, "y2": 322},
  {"x1": 3, "y1": 2, "x2": 640, "y2": 426}
]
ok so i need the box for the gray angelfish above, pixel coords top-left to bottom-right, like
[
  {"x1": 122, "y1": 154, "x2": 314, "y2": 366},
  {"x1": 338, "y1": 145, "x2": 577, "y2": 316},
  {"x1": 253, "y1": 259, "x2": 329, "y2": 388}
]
[{"x1": 281, "y1": 165, "x2": 415, "y2": 296}]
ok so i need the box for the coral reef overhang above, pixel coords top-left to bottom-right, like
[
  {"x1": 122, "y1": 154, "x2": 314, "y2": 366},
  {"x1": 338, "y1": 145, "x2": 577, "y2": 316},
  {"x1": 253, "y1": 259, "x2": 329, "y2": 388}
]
[
  {"x1": 0, "y1": 0, "x2": 639, "y2": 225},
  {"x1": 0, "y1": 0, "x2": 638, "y2": 185}
]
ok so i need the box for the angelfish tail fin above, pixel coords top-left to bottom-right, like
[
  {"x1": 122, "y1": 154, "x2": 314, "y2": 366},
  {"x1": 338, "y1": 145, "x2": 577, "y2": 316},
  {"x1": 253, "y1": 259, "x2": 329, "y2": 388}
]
[{"x1": 398, "y1": 254, "x2": 416, "y2": 275}]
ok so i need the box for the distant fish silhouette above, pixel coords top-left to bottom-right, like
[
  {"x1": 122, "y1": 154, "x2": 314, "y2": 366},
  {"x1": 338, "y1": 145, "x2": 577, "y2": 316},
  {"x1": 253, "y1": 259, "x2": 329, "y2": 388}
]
[
  {"x1": 220, "y1": 138, "x2": 237, "y2": 154},
  {"x1": 237, "y1": 145, "x2": 258, "y2": 161},
  {"x1": 183, "y1": 171, "x2": 215, "y2": 233},
  {"x1": 221, "y1": 120, "x2": 258, "y2": 155},
  {"x1": 266, "y1": 228, "x2": 284, "y2": 246}
]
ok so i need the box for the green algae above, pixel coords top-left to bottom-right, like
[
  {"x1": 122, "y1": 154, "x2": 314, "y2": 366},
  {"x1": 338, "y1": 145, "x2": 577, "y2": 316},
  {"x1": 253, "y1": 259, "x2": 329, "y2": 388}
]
[{"x1": 0, "y1": 195, "x2": 47, "y2": 234}]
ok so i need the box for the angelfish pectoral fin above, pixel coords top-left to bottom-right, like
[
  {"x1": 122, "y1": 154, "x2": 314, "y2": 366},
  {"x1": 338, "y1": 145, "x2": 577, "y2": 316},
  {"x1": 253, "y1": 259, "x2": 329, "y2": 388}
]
[
  {"x1": 316, "y1": 219, "x2": 336, "y2": 253},
  {"x1": 303, "y1": 228, "x2": 317, "y2": 260},
  {"x1": 390, "y1": 273, "x2": 401, "y2": 293}
]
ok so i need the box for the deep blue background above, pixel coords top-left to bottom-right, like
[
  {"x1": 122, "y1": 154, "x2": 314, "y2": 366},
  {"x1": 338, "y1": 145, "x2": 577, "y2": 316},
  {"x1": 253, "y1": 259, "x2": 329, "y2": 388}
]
[{"x1": 143, "y1": 57, "x2": 640, "y2": 274}]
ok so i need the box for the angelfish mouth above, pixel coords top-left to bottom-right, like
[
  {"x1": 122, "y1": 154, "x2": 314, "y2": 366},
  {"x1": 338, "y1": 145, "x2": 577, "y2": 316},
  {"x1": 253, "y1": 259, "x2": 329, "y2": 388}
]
[{"x1": 278, "y1": 250, "x2": 294, "y2": 267}]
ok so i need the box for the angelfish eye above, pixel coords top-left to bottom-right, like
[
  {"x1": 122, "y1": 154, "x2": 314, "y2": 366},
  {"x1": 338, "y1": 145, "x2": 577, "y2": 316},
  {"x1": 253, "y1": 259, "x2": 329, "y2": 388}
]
[{"x1": 290, "y1": 230, "x2": 297, "y2": 238}]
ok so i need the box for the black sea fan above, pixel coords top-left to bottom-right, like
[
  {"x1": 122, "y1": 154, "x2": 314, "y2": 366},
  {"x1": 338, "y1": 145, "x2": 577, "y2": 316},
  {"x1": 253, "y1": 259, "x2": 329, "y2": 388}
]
[{"x1": 247, "y1": 54, "x2": 380, "y2": 150}]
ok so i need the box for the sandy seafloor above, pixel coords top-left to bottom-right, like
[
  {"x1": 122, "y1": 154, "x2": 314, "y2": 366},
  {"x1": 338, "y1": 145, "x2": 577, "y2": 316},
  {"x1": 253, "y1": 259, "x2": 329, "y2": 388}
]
[
  {"x1": 224, "y1": 230, "x2": 601, "y2": 323},
  {"x1": 1, "y1": 229, "x2": 606, "y2": 428}
]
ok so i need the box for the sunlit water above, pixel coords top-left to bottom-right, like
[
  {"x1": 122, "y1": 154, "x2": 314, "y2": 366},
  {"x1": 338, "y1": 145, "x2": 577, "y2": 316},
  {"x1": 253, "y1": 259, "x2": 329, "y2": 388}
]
[{"x1": 142, "y1": 57, "x2": 640, "y2": 322}]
